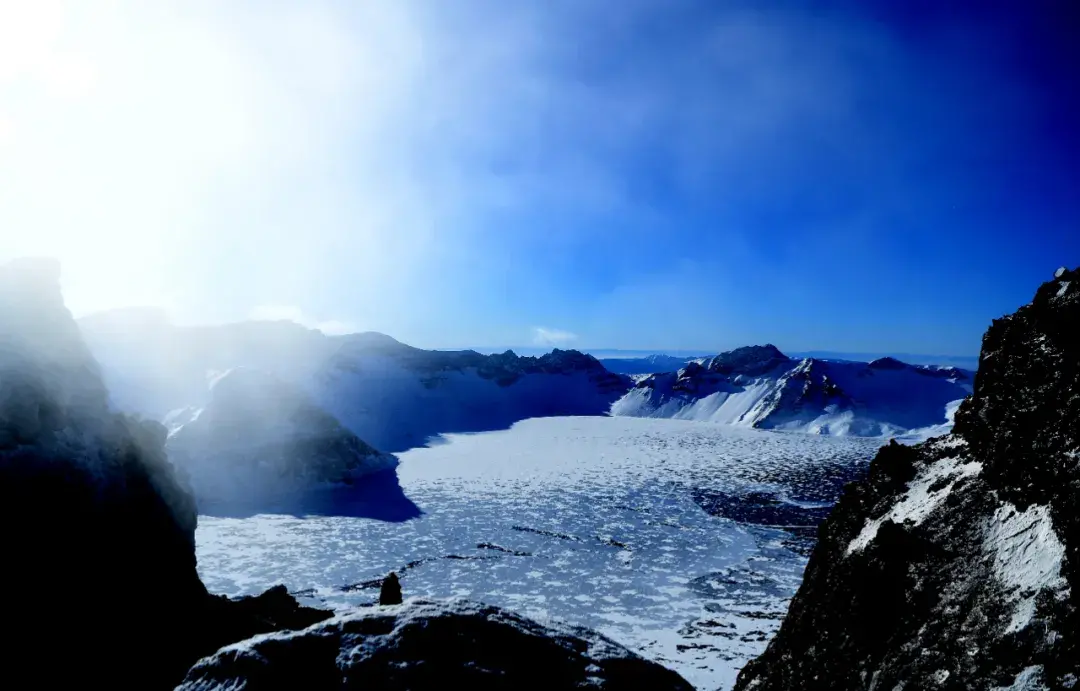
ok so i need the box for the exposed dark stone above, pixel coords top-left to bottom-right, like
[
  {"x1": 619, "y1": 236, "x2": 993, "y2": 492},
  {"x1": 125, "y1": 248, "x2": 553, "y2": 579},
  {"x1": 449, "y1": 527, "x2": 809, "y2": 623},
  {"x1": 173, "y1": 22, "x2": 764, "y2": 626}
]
[
  {"x1": 735, "y1": 267, "x2": 1080, "y2": 691},
  {"x1": 867, "y1": 356, "x2": 907, "y2": 370},
  {"x1": 177, "y1": 599, "x2": 696, "y2": 691},
  {"x1": 0, "y1": 258, "x2": 331, "y2": 689}
]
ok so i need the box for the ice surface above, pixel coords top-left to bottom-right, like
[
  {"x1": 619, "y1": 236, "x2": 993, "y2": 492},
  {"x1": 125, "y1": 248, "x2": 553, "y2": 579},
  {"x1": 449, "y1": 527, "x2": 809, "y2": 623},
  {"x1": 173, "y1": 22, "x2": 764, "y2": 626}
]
[{"x1": 196, "y1": 416, "x2": 878, "y2": 690}]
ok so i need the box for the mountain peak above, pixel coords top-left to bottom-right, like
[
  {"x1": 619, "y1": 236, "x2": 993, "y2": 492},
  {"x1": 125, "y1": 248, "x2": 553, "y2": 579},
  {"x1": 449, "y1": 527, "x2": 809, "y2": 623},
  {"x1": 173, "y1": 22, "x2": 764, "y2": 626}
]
[
  {"x1": 867, "y1": 356, "x2": 908, "y2": 370},
  {"x1": 706, "y1": 344, "x2": 790, "y2": 376}
]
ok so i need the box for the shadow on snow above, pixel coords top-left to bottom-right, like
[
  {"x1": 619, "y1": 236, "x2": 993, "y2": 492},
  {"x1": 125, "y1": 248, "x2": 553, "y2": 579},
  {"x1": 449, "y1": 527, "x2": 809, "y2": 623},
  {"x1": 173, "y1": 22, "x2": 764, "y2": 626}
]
[{"x1": 196, "y1": 469, "x2": 423, "y2": 522}]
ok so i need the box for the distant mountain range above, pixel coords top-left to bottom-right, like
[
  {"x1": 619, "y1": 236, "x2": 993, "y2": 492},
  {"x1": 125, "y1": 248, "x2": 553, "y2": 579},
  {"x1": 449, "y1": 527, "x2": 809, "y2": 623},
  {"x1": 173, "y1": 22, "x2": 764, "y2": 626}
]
[
  {"x1": 79, "y1": 311, "x2": 971, "y2": 482},
  {"x1": 78, "y1": 310, "x2": 628, "y2": 457},
  {"x1": 613, "y1": 345, "x2": 972, "y2": 439},
  {"x1": 465, "y1": 347, "x2": 978, "y2": 372}
]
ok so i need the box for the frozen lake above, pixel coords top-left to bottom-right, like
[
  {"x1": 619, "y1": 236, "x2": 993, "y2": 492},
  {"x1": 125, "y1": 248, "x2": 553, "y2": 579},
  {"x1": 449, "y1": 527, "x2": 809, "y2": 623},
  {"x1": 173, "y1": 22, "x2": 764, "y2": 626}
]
[{"x1": 197, "y1": 415, "x2": 879, "y2": 689}]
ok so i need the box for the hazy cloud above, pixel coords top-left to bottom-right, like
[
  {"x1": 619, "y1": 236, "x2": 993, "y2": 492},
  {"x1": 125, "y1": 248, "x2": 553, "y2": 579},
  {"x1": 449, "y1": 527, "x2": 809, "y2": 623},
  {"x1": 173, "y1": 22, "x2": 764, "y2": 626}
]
[
  {"x1": 532, "y1": 327, "x2": 578, "y2": 347},
  {"x1": 248, "y1": 305, "x2": 355, "y2": 336}
]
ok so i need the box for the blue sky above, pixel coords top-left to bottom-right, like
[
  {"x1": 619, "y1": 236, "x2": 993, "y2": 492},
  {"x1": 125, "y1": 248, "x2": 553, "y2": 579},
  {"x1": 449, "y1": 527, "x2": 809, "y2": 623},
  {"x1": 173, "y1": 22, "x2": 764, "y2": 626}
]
[{"x1": 1, "y1": 0, "x2": 1077, "y2": 356}]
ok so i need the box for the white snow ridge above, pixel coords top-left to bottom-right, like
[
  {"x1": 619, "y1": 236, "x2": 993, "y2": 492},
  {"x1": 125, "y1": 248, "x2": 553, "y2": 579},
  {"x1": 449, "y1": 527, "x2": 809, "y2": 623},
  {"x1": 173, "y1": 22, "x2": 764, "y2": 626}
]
[
  {"x1": 846, "y1": 453, "x2": 983, "y2": 555},
  {"x1": 984, "y1": 501, "x2": 1068, "y2": 635}
]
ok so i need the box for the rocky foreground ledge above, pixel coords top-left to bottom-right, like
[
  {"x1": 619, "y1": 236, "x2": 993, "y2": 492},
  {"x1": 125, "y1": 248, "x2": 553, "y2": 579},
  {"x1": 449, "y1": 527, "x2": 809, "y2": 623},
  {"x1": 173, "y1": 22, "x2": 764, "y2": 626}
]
[
  {"x1": 179, "y1": 598, "x2": 694, "y2": 691},
  {"x1": 735, "y1": 267, "x2": 1080, "y2": 691}
]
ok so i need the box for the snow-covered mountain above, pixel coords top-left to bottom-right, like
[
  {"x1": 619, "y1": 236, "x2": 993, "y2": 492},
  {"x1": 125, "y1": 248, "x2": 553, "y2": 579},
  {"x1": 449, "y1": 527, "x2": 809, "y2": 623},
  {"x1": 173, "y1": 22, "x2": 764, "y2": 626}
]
[
  {"x1": 611, "y1": 345, "x2": 973, "y2": 438},
  {"x1": 81, "y1": 312, "x2": 975, "y2": 447},
  {"x1": 735, "y1": 266, "x2": 1080, "y2": 690},
  {"x1": 166, "y1": 366, "x2": 399, "y2": 509},
  {"x1": 79, "y1": 312, "x2": 630, "y2": 453}
]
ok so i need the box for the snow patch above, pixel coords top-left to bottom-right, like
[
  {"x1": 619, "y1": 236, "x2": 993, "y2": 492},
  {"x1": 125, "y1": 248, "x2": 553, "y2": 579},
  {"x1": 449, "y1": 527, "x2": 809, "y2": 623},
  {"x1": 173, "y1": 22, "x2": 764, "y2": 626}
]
[
  {"x1": 993, "y1": 665, "x2": 1047, "y2": 691},
  {"x1": 1057, "y1": 281, "x2": 1071, "y2": 298},
  {"x1": 985, "y1": 502, "x2": 1067, "y2": 634},
  {"x1": 847, "y1": 456, "x2": 983, "y2": 555}
]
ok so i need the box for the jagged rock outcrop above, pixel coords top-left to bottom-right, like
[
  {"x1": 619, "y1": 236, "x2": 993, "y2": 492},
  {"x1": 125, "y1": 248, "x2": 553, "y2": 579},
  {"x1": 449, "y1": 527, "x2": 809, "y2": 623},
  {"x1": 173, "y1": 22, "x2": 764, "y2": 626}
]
[
  {"x1": 613, "y1": 345, "x2": 971, "y2": 438},
  {"x1": 165, "y1": 366, "x2": 397, "y2": 509},
  {"x1": 735, "y1": 267, "x2": 1080, "y2": 691},
  {"x1": 177, "y1": 599, "x2": 695, "y2": 690},
  {"x1": 0, "y1": 259, "x2": 331, "y2": 689}
]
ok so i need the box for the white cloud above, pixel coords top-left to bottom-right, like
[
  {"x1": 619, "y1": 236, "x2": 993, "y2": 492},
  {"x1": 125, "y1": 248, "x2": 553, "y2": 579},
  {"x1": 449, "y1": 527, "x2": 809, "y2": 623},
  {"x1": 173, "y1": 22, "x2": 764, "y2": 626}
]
[
  {"x1": 532, "y1": 327, "x2": 578, "y2": 347},
  {"x1": 248, "y1": 305, "x2": 355, "y2": 336}
]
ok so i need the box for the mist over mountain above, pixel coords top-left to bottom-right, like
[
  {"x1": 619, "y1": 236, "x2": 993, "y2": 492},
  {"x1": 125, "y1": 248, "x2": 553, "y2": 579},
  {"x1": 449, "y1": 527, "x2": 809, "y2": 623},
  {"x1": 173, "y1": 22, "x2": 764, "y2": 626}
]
[{"x1": 79, "y1": 310, "x2": 971, "y2": 456}]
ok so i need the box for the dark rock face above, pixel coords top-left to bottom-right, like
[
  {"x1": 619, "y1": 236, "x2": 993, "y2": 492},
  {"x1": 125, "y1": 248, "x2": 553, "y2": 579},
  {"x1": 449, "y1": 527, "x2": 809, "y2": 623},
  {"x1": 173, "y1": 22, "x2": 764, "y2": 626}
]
[
  {"x1": 0, "y1": 258, "x2": 330, "y2": 689},
  {"x1": 867, "y1": 356, "x2": 907, "y2": 370},
  {"x1": 704, "y1": 345, "x2": 791, "y2": 376},
  {"x1": 735, "y1": 268, "x2": 1080, "y2": 691},
  {"x1": 177, "y1": 599, "x2": 696, "y2": 691}
]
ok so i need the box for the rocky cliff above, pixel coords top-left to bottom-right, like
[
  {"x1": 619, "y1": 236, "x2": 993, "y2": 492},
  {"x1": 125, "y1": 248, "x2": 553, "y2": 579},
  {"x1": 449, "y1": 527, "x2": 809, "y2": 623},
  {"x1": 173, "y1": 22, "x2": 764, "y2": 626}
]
[
  {"x1": 734, "y1": 267, "x2": 1080, "y2": 691},
  {"x1": 0, "y1": 259, "x2": 330, "y2": 688}
]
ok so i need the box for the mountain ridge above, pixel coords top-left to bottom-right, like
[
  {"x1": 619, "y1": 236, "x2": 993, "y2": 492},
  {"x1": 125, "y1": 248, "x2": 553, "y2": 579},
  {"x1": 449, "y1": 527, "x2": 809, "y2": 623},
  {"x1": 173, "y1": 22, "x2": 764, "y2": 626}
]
[
  {"x1": 612, "y1": 344, "x2": 972, "y2": 439},
  {"x1": 80, "y1": 313, "x2": 973, "y2": 447}
]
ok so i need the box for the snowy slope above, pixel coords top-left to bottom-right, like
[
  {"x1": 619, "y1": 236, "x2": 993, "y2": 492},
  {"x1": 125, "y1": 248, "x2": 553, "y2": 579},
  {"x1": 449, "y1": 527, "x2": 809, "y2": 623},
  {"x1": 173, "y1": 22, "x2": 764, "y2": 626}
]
[
  {"x1": 612, "y1": 345, "x2": 972, "y2": 438},
  {"x1": 166, "y1": 366, "x2": 398, "y2": 509}
]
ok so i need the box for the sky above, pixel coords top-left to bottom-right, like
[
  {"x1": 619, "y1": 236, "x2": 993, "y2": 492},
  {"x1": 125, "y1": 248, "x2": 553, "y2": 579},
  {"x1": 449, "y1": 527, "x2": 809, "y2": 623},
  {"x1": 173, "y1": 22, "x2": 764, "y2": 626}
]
[{"x1": 1, "y1": 0, "x2": 1077, "y2": 356}]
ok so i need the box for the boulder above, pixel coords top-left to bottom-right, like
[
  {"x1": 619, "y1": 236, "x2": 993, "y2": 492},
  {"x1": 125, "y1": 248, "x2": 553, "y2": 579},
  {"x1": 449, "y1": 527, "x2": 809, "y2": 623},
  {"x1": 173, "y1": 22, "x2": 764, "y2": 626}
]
[{"x1": 179, "y1": 599, "x2": 695, "y2": 690}]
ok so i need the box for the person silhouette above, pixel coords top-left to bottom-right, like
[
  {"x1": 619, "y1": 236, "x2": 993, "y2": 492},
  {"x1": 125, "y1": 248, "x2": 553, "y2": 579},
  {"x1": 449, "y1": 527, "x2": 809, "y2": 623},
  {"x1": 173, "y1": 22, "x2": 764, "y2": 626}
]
[{"x1": 379, "y1": 572, "x2": 402, "y2": 605}]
